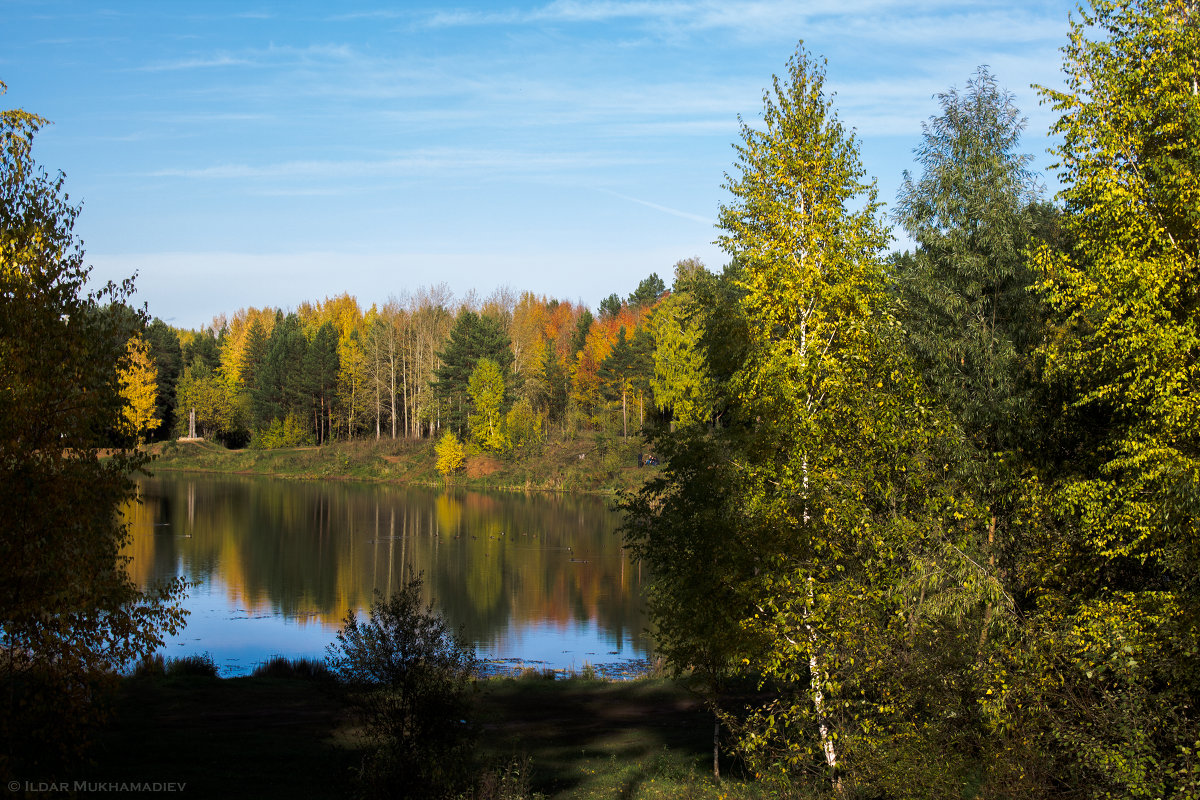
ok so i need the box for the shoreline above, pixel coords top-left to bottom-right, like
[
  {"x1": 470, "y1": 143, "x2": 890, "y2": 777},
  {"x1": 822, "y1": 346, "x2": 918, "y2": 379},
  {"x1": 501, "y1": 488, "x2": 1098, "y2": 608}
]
[{"x1": 141, "y1": 436, "x2": 657, "y2": 497}]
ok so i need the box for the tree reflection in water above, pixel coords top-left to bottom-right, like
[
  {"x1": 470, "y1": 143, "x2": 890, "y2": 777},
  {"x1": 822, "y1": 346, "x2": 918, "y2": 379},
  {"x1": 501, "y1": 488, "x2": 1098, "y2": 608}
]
[{"x1": 121, "y1": 474, "x2": 649, "y2": 675}]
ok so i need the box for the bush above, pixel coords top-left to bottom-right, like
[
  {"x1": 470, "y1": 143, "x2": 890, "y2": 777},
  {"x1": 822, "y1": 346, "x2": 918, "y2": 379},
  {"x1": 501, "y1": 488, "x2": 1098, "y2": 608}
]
[
  {"x1": 436, "y1": 431, "x2": 466, "y2": 476},
  {"x1": 250, "y1": 413, "x2": 312, "y2": 450},
  {"x1": 327, "y1": 573, "x2": 479, "y2": 799}
]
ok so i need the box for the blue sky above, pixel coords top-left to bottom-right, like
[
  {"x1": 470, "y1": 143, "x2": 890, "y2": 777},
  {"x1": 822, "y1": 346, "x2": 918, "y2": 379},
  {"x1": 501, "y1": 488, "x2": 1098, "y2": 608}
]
[{"x1": 3, "y1": 0, "x2": 1076, "y2": 329}]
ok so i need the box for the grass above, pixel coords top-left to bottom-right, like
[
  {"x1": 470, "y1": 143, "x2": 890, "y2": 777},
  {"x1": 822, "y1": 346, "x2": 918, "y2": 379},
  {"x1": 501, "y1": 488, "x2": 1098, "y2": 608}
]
[
  {"x1": 250, "y1": 655, "x2": 335, "y2": 681},
  {"x1": 85, "y1": 672, "x2": 766, "y2": 800},
  {"x1": 144, "y1": 435, "x2": 658, "y2": 495}
]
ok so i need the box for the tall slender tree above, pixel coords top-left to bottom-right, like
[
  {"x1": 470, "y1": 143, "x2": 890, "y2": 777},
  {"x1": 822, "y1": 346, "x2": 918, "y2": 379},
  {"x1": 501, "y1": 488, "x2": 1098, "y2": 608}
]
[
  {"x1": 144, "y1": 318, "x2": 182, "y2": 441},
  {"x1": 118, "y1": 333, "x2": 160, "y2": 444}
]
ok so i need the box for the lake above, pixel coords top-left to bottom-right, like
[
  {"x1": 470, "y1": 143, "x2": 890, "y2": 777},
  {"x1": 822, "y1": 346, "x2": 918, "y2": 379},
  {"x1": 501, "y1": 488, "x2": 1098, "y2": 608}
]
[{"x1": 123, "y1": 473, "x2": 650, "y2": 677}]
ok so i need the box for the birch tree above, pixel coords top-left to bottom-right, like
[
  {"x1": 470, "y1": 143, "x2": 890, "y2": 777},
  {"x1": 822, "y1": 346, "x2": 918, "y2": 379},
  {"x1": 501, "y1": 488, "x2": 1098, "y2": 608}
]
[{"x1": 625, "y1": 47, "x2": 965, "y2": 794}]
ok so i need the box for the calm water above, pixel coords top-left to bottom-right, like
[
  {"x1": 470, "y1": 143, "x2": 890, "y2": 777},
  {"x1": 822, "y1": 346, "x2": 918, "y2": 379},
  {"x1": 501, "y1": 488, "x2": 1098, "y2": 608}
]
[{"x1": 123, "y1": 473, "x2": 650, "y2": 676}]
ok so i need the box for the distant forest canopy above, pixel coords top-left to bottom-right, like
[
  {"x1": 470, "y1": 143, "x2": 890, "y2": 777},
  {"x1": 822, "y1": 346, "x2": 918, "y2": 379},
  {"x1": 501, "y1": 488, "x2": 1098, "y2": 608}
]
[{"x1": 136, "y1": 269, "x2": 684, "y2": 450}]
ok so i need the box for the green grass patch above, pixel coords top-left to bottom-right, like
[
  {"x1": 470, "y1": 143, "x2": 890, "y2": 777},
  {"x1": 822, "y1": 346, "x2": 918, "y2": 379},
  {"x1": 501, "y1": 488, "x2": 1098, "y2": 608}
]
[{"x1": 145, "y1": 435, "x2": 657, "y2": 495}]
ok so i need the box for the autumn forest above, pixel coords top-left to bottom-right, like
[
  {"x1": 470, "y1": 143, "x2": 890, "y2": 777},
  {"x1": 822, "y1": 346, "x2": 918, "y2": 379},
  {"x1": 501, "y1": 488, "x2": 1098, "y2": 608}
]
[{"x1": 3, "y1": 0, "x2": 1198, "y2": 797}]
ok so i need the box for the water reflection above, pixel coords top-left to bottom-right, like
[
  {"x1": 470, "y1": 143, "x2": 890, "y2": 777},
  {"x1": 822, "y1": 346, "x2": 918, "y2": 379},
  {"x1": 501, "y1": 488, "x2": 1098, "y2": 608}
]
[{"x1": 123, "y1": 474, "x2": 649, "y2": 676}]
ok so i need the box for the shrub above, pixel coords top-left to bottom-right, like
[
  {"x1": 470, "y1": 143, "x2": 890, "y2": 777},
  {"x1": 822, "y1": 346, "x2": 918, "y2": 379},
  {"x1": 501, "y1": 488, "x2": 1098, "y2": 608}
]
[
  {"x1": 250, "y1": 413, "x2": 312, "y2": 450},
  {"x1": 435, "y1": 431, "x2": 466, "y2": 476},
  {"x1": 504, "y1": 398, "x2": 544, "y2": 452},
  {"x1": 327, "y1": 573, "x2": 479, "y2": 799},
  {"x1": 473, "y1": 756, "x2": 544, "y2": 800}
]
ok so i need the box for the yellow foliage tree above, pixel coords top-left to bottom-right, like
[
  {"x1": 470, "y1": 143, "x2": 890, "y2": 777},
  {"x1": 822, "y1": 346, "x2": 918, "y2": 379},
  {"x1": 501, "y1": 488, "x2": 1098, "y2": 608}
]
[
  {"x1": 118, "y1": 333, "x2": 160, "y2": 443},
  {"x1": 435, "y1": 430, "x2": 466, "y2": 476}
]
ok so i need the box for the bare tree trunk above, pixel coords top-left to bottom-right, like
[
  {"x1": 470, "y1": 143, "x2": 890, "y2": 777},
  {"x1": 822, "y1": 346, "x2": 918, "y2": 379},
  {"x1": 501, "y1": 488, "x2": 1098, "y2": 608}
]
[{"x1": 622, "y1": 389, "x2": 627, "y2": 438}]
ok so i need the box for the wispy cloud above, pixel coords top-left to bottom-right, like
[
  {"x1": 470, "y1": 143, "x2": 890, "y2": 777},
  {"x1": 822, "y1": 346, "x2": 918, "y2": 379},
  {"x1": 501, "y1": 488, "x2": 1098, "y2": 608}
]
[
  {"x1": 420, "y1": 0, "x2": 1066, "y2": 46},
  {"x1": 147, "y1": 148, "x2": 652, "y2": 181},
  {"x1": 598, "y1": 188, "x2": 714, "y2": 225},
  {"x1": 137, "y1": 54, "x2": 257, "y2": 72}
]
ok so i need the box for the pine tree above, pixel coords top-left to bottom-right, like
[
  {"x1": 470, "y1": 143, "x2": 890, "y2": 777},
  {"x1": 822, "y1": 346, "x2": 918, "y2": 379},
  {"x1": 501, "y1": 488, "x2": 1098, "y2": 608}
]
[
  {"x1": 598, "y1": 326, "x2": 637, "y2": 438},
  {"x1": 434, "y1": 310, "x2": 513, "y2": 435},
  {"x1": 144, "y1": 318, "x2": 182, "y2": 441}
]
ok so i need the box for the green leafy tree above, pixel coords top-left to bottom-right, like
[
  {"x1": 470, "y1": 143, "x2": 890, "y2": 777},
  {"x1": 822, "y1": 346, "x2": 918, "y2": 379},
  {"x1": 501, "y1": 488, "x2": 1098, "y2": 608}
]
[
  {"x1": 628, "y1": 47, "x2": 974, "y2": 794},
  {"x1": 889, "y1": 67, "x2": 1049, "y2": 756},
  {"x1": 999, "y1": 2, "x2": 1200, "y2": 795},
  {"x1": 504, "y1": 397, "x2": 544, "y2": 451},
  {"x1": 893, "y1": 66, "x2": 1044, "y2": 452},
  {"x1": 175, "y1": 359, "x2": 242, "y2": 441},
  {"x1": 649, "y1": 287, "x2": 719, "y2": 429},
  {"x1": 0, "y1": 87, "x2": 186, "y2": 776},
  {"x1": 327, "y1": 574, "x2": 478, "y2": 799},
  {"x1": 713, "y1": 46, "x2": 898, "y2": 790},
  {"x1": 467, "y1": 357, "x2": 508, "y2": 452}
]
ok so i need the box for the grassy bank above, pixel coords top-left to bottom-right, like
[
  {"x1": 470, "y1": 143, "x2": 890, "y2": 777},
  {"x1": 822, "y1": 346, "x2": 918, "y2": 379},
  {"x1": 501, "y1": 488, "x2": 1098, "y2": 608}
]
[
  {"x1": 85, "y1": 669, "x2": 763, "y2": 800},
  {"x1": 143, "y1": 435, "x2": 657, "y2": 495}
]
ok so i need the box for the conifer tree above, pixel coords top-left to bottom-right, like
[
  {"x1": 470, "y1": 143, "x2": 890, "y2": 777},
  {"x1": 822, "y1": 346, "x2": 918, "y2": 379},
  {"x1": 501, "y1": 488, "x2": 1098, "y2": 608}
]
[
  {"x1": 434, "y1": 310, "x2": 513, "y2": 435},
  {"x1": 598, "y1": 326, "x2": 637, "y2": 438},
  {"x1": 144, "y1": 318, "x2": 182, "y2": 441}
]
